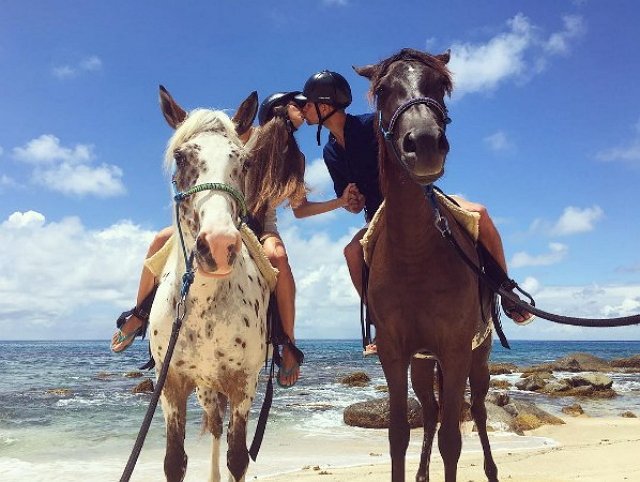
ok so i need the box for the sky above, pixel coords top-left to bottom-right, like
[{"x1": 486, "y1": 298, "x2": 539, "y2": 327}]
[{"x1": 1, "y1": 0, "x2": 639, "y2": 342}]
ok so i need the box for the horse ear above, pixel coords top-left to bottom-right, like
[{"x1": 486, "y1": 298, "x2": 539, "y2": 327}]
[
  {"x1": 233, "y1": 91, "x2": 258, "y2": 136},
  {"x1": 436, "y1": 49, "x2": 451, "y2": 65},
  {"x1": 353, "y1": 64, "x2": 377, "y2": 80},
  {"x1": 159, "y1": 85, "x2": 187, "y2": 130}
]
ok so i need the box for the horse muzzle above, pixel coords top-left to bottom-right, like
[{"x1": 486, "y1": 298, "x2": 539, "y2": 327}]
[
  {"x1": 398, "y1": 128, "x2": 448, "y2": 185},
  {"x1": 194, "y1": 230, "x2": 242, "y2": 276}
]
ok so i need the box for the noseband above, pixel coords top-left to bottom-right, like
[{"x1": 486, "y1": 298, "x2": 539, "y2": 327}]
[
  {"x1": 172, "y1": 177, "x2": 248, "y2": 276},
  {"x1": 378, "y1": 96, "x2": 452, "y2": 164}
]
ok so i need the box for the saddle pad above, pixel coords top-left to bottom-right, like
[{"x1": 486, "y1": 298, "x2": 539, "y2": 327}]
[
  {"x1": 361, "y1": 191, "x2": 480, "y2": 266},
  {"x1": 144, "y1": 226, "x2": 279, "y2": 292}
]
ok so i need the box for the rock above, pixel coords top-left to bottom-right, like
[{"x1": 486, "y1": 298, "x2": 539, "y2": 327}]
[
  {"x1": 540, "y1": 379, "x2": 571, "y2": 394},
  {"x1": 505, "y1": 400, "x2": 564, "y2": 428},
  {"x1": 343, "y1": 397, "x2": 423, "y2": 428},
  {"x1": 124, "y1": 371, "x2": 144, "y2": 378},
  {"x1": 339, "y1": 372, "x2": 371, "y2": 387},
  {"x1": 46, "y1": 388, "x2": 72, "y2": 396},
  {"x1": 489, "y1": 379, "x2": 512, "y2": 390},
  {"x1": 489, "y1": 363, "x2": 518, "y2": 375},
  {"x1": 515, "y1": 375, "x2": 548, "y2": 392},
  {"x1": 620, "y1": 411, "x2": 637, "y2": 418},
  {"x1": 132, "y1": 378, "x2": 154, "y2": 394},
  {"x1": 486, "y1": 391, "x2": 510, "y2": 407},
  {"x1": 561, "y1": 403, "x2": 584, "y2": 416},
  {"x1": 568, "y1": 373, "x2": 613, "y2": 390},
  {"x1": 520, "y1": 364, "x2": 554, "y2": 377},
  {"x1": 484, "y1": 402, "x2": 518, "y2": 433},
  {"x1": 609, "y1": 355, "x2": 640, "y2": 371},
  {"x1": 552, "y1": 353, "x2": 611, "y2": 372},
  {"x1": 374, "y1": 385, "x2": 389, "y2": 392}
]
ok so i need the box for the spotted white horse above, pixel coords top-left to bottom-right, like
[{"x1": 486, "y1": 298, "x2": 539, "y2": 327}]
[{"x1": 150, "y1": 86, "x2": 270, "y2": 482}]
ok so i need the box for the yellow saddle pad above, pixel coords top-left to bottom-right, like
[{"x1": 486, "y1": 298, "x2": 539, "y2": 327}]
[
  {"x1": 144, "y1": 225, "x2": 279, "y2": 291},
  {"x1": 361, "y1": 191, "x2": 480, "y2": 266}
]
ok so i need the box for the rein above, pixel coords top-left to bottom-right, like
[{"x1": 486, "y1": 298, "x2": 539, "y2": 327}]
[
  {"x1": 120, "y1": 180, "x2": 273, "y2": 480},
  {"x1": 423, "y1": 185, "x2": 640, "y2": 329}
]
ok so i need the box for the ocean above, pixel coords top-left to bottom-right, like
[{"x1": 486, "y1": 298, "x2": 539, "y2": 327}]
[{"x1": 1, "y1": 339, "x2": 639, "y2": 481}]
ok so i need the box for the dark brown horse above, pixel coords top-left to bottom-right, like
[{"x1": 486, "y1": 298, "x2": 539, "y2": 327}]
[{"x1": 355, "y1": 49, "x2": 498, "y2": 482}]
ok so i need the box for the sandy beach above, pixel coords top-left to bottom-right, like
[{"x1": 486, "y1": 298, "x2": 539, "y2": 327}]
[{"x1": 259, "y1": 416, "x2": 640, "y2": 482}]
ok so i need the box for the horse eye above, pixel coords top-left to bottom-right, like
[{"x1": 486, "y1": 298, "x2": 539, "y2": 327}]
[{"x1": 174, "y1": 150, "x2": 186, "y2": 167}]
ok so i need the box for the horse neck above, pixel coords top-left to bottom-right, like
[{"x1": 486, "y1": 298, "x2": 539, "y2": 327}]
[{"x1": 383, "y1": 156, "x2": 440, "y2": 252}]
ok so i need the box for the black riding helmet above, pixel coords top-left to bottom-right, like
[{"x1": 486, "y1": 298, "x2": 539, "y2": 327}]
[
  {"x1": 300, "y1": 70, "x2": 352, "y2": 145},
  {"x1": 258, "y1": 91, "x2": 306, "y2": 127}
]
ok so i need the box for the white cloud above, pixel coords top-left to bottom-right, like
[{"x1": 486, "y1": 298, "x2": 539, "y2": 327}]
[
  {"x1": 484, "y1": 130, "x2": 514, "y2": 152},
  {"x1": 510, "y1": 242, "x2": 568, "y2": 268},
  {"x1": 304, "y1": 157, "x2": 333, "y2": 196},
  {"x1": 550, "y1": 205, "x2": 603, "y2": 236},
  {"x1": 449, "y1": 13, "x2": 586, "y2": 99},
  {"x1": 544, "y1": 15, "x2": 586, "y2": 55},
  {"x1": 13, "y1": 134, "x2": 94, "y2": 165},
  {"x1": 0, "y1": 145, "x2": 4, "y2": 156},
  {"x1": 0, "y1": 211, "x2": 156, "y2": 339},
  {"x1": 13, "y1": 134, "x2": 125, "y2": 197},
  {"x1": 595, "y1": 117, "x2": 640, "y2": 167},
  {"x1": 52, "y1": 55, "x2": 103, "y2": 79},
  {"x1": 502, "y1": 282, "x2": 640, "y2": 340}
]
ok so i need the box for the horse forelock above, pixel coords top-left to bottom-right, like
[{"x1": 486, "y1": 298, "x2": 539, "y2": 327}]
[
  {"x1": 164, "y1": 109, "x2": 244, "y2": 171},
  {"x1": 370, "y1": 48, "x2": 453, "y2": 97}
]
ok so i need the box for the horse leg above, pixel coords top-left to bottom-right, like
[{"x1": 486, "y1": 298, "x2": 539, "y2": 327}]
[
  {"x1": 410, "y1": 358, "x2": 438, "y2": 482},
  {"x1": 469, "y1": 338, "x2": 498, "y2": 482},
  {"x1": 198, "y1": 387, "x2": 228, "y2": 482},
  {"x1": 226, "y1": 395, "x2": 252, "y2": 482},
  {"x1": 437, "y1": 354, "x2": 470, "y2": 482},
  {"x1": 160, "y1": 372, "x2": 194, "y2": 482},
  {"x1": 381, "y1": 355, "x2": 411, "y2": 482}
]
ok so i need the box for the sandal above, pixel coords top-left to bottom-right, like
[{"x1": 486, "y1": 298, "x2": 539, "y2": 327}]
[
  {"x1": 275, "y1": 340, "x2": 304, "y2": 388},
  {"x1": 110, "y1": 285, "x2": 158, "y2": 353}
]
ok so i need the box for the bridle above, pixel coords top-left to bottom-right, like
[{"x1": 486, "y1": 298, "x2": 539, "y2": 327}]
[
  {"x1": 377, "y1": 95, "x2": 452, "y2": 165},
  {"x1": 171, "y1": 174, "x2": 248, "y2": 278}
]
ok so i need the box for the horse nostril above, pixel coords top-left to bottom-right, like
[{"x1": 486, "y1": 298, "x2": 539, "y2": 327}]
[
  {"x1": 196, "y1": 236, "x2": 209, "y2": 256},
  {"x1": 403, "y1": 131, "x2": 417, "y2": 154}
]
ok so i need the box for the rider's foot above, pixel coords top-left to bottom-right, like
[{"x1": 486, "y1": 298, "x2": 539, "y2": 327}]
[
  {"x1": 111, "y1": 315, "x2": 144, "y2": 352},
  {"x1": 501, "y1": 297, "x2": 535, "y2": 325},
  {"x1": 277, "y1": 344, "x2": 300, "y2": 387},
  {"x1": 363, "y1": 343, "x2": 378, "y2": 357}
]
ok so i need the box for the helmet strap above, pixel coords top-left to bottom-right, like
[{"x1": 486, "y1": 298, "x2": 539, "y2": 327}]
[{"x1": 314, "y1": 103, "x2": 338, "y2": 146}]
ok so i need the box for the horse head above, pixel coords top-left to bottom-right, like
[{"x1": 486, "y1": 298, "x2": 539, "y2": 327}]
[
  {"x1": 355, "y1": 48, "x2": 453, "y2": 185},
  {"x1": 159, "y1": 85, "x2": 258, "y2": 277}
]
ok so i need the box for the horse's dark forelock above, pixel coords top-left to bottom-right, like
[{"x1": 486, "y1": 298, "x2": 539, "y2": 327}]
[{"x1": 370, "y1": 48, "x2": 453, "y2": 96}]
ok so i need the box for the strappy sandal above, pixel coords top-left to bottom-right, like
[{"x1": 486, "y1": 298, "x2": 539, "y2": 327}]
[
  {"x1": 274, "y1": 339, "x2": 304, "y2": 388},
  {"x1": 110, "y1": 285, "x2": 158, "y2": 353}
]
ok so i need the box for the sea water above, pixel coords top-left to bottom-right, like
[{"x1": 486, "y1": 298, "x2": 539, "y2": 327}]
[{"x1": 0, "y1": 339, "x2": 638, "y2": 481}]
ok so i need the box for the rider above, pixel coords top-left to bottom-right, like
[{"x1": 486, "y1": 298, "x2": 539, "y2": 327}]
[
  {"x1": 299, "y1": 70, "x2": 534, "y2": 353},
  {"x1": 111, "y1": 91, "x2": 355, "y2": 387}
]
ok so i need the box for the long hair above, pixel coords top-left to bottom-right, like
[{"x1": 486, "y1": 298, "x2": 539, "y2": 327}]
[{"x1": 244, "y1": 104, "x2": 307, "y2": 221}]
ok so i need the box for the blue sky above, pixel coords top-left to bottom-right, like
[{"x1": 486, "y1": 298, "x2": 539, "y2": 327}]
[{"x1": 1, "y1": 0, "x2": 639, "y2": 341}]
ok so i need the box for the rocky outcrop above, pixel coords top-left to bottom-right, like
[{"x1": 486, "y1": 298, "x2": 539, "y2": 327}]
[
  {"x1": 515, "y1": 372, "x2": 616, "y2": 398},
  {"x1": 489, "y1": 363, "x2": 518, "y2": 375},
  {"x1": 620, "y1": 411, "x2": 637, "y2": 418},
  {"x1": 339, "y1": 372, "x2": 371, "y2": 387},
  {"x1": 343, "y1": 397, "x2": 423, "y2": 429},
  {"x1": 551, "y1": 353, "x2": 611, "y2": 372},
  {"x1": 132, "y1": 378, "x2": 154, "y2": 394},
  {"x1": 124, "y1": 371, "x2": 144, "y2": 378},
  {"x1": 46, "y1": 388, "x2": 72, "y2": 396},
  {"x1": 489, "y1": 379, "x2": 512, "y2": 390},
  {"x1": 561, "y1": 403, "x2": 584, "y2": 416},
  {"x1": 609, "y1": 355, "x2": 640, "y2": 371}
]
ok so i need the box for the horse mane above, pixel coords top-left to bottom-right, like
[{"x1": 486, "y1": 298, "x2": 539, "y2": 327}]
[
  {"x1": 371, "y1": 49, "x2": 454, "y2": 196},
  {"x1": 163, "y1": 108, "x2": 243, "y2": 171}
]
